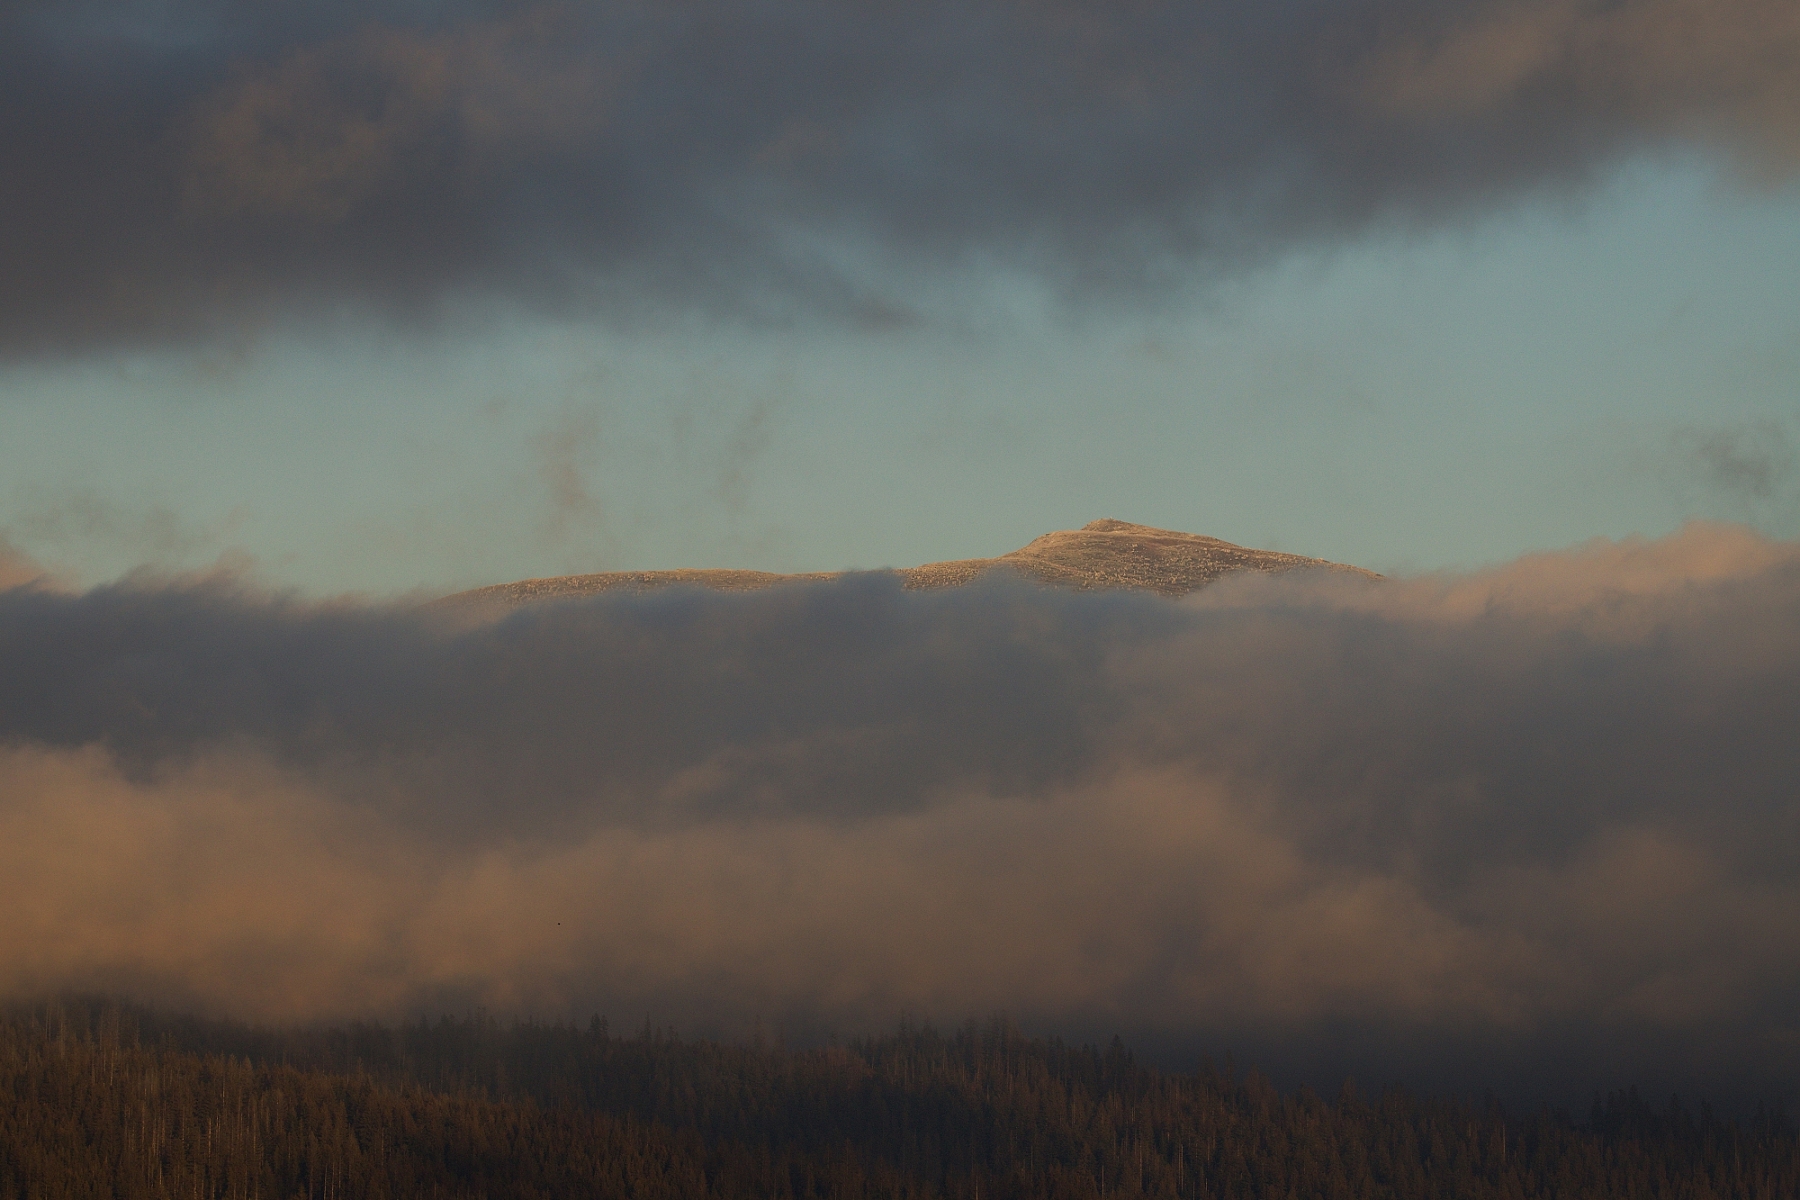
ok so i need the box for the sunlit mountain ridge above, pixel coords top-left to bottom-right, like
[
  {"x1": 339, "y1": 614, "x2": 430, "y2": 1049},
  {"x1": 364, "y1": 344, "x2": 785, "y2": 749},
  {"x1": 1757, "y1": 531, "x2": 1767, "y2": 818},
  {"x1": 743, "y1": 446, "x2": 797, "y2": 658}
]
[{"x1": 442, "y1": 519, "x2": 1379, "y2": 613}]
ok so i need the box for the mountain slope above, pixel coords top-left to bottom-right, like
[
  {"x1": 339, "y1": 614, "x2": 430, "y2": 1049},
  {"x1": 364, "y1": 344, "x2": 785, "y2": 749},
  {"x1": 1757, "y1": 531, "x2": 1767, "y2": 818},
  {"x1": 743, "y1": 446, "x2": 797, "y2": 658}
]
[{"x1": 440, "y1": 519, "x2": 1375, "y2": 613}]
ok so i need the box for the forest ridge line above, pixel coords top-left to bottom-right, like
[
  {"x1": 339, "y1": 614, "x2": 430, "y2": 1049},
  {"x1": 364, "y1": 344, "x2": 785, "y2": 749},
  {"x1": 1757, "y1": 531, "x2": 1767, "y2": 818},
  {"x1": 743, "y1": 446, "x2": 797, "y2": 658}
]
[{"x1": 2, "y1": 1001, "x2": 1793, "y2": 1200}]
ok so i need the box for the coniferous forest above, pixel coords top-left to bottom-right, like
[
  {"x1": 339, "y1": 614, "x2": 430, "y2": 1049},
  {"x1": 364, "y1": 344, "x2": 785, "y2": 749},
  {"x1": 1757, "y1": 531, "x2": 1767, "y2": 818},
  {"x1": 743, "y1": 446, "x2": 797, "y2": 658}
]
[{"x1": 1, "y1": 1001, "x2": 1795, "y2": 1200}]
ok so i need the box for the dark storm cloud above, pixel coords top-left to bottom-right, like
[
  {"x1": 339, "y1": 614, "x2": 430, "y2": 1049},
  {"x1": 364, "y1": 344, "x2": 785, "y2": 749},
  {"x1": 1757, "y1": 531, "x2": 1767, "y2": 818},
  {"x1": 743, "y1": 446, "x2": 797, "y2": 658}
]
[
  {"x1": 1, "y1": 523, "x2": 1799, "y2": 1102},
  {"x1": 3, "y1": 0, "x2": 1796, "y2": 353}
]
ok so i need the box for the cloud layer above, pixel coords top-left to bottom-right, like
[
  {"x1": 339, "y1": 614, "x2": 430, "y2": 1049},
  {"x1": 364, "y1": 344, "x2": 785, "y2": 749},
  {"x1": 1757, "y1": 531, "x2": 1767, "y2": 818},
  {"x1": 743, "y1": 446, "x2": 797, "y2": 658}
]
[
  {"x1": 4, "y1": 0, "x2": 1797, "y2": 352},
  {"x1": 1, "y1": 523, "x2": 1798, "y2": 1100}
]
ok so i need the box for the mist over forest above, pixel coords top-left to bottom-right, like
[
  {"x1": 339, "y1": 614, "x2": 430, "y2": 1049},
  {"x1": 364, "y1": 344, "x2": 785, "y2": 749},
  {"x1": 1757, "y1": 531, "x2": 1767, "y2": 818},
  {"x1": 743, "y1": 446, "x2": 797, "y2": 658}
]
[{"x1": 2, "y1": 522, "x2": 1797, "y2": 1109}]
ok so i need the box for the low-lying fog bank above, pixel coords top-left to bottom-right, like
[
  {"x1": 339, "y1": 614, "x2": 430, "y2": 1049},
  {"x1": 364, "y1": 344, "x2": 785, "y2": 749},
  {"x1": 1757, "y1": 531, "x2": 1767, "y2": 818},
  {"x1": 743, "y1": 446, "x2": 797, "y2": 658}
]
[{"x1": 1, "y1": 522, "x2": 1796, "y2": 1105}]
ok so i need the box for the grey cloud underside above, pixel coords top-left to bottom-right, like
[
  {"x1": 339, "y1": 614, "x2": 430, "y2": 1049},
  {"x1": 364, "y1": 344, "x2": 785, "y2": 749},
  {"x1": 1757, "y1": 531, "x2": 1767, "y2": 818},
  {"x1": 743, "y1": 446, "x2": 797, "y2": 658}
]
[
  {"x1": 1, "y1": 525, "x2": 1799, "y2": 1102},
  {"x1": 4, "y1": 0, "x2": 1796, "y2": 351}
]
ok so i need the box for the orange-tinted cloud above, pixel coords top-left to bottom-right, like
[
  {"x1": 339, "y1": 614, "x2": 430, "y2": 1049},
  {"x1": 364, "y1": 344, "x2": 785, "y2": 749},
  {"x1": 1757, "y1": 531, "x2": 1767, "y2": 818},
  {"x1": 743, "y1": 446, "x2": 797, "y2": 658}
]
[
  {"x1": 183, "y1": 10, "x2": 617, "y2": 224},
  {"x1": 1357, "y1": 0, "x2": 1800, "y2": 168},
  {"x1": 0, "y1": 534, "x2": 53, "y2": 592}
]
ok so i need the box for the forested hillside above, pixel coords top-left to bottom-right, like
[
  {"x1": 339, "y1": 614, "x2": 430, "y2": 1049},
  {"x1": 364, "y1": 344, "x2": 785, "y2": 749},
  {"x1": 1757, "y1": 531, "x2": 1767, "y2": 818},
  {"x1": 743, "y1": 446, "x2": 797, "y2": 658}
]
[{"x1": 2, "y1": 1002, "x2": 1794, "y2": 1199}]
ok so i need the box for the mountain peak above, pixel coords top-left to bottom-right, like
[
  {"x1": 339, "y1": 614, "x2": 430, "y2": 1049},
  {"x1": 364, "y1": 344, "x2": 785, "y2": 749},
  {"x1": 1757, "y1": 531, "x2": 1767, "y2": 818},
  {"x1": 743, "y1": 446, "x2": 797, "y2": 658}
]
[
  {"x1": 438, "y1": 521, "x2": 1375, "y2": 613},
  {"x1": 1080, "y1": 518, "x2": 1165, "y2": 534}
]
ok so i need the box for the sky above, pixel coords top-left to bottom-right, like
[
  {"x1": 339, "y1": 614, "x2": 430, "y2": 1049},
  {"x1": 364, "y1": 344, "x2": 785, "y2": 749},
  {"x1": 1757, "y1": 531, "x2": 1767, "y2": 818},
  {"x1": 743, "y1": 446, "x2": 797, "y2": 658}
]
[
  {"x1": 2, "y1": 0, "x2": 1800, "y2": 1108},
  {"x1": 0, "y1": 0, "x2": 1795, "y2": 593}
]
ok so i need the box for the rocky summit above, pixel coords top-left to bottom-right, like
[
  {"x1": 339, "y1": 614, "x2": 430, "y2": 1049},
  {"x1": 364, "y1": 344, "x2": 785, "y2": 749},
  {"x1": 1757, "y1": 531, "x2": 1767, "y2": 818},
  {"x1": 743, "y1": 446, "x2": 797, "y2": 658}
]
[{"x1": 439, "y1": 519, "x2": 1376, "y2": 614}]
